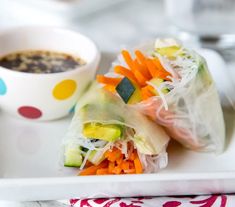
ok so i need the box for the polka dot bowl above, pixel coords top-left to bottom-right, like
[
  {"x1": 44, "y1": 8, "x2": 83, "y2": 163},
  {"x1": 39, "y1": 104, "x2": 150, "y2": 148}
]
[{"x1": 0, "y1": 26, "x2": 100, "y2": 120}]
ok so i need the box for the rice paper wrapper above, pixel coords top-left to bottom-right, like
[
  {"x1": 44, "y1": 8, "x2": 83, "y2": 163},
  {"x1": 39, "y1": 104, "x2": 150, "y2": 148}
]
[
  {"x1": 111, "y1": 42, "x2": 225, "y2": 153},
  {"x1": 63, "y1": 83, "x2": 170, "y2": 173}
]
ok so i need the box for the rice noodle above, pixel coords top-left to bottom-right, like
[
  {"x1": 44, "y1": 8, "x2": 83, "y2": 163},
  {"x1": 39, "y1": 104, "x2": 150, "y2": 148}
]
[{"x1": 79, "y1": 149, "x2": 91, "y2": 170}]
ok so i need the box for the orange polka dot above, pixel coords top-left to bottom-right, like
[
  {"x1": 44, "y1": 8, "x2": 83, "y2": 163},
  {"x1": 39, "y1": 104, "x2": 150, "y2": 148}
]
[{"x1": 53, "y1": 79, "x2": 77, "y2": 100}]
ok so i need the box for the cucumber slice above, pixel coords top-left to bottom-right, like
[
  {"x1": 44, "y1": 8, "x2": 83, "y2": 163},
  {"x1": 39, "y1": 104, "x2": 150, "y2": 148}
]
[
  {"x1": 116, "y1": 77, "x2": 142, "y2": 104},
  {"x1": 116, "y1": 77, "x2": 136, "y2": 103},
  {"x1": 64, "y1": 145, "x2": 83, "y2": 167}
]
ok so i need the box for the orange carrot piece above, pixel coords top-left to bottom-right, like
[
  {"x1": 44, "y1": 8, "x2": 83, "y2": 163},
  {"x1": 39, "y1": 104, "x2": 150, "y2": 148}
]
[
  {"x1": 124, "y1": 169, "x2": 136, "y2": 174},
  {"x1": 134, "y1": 156, "x2": 143, "y2": 174},
  {"x1": 113, "y1": 166, "x2": 122, "y2": 174},
  {"x1": 114, "y1": 65, "x2": 139, "y2": 84},
  {"x1": 133, "y1": 60, "x2": 151, "y2": 80},
  {"x1": 141, "y1": 86, "x2": 155, "y2": 100},
  {"x1": 152, "y1": 59, "x2": 171, "y2": 78},
  {"x1": 145, "y1": 59, "x2": 159, "y2": 78},
  {"x1": 142, "y1": 85, "x2": 155, "y2": 96},
  {"x1": 121, "y1": 50, "x2": 134, "y2": 71},
  {"x1": 129, "y1": 162, "x2": 135, "y2": 169},
  {"x1": 134, "y1": 51, "x2": 152, "y2": 79},
  {"x1": 103, "y1": 85, "x2": 116, "y2": 93},
  {"x1": 96, "y1": 168, "x2": 109, "y2": 175},
  {"x1": 105, "y1": 148, "x2": 122, "y2": 162},
  {"x1": 79, "y1": 160, "x2": 108, "y2": 176},
  {"x1": 135, "y1": 50, "x2": 146, "y2": 66},
  {"x1": 116, "y1": 155, "x2": 124, "y2": 165},
  {"x1": 129, "y1": 151, "x2": 137, "y2": 161},
  {"x1": 141, "y1": 85, "x2": 155, "y2": 93},
  {"x1": 125, "y1": 161, "x2": 135, "y2": 174},
  {"x1": 97, "y1": 75, "x2": 122, "y2": 86},
  {"x1": 152, "y1": 58, "x2": 165, "y2": 71},
  {"x1": 85, "y1": 160, "x2": 93, "y2": 168},
  {"x1": 79, "y1": 166, "x2": 98, "y2": 176},
  {"x1": 108, "y1": 162, "x2": 115, "y2": 173},
  {"x1": 121, "y1": 161, "x2": 130, "y2": 171},
  {"x1": 134, "y1": 70, "x2": 148, "y2": 86}
]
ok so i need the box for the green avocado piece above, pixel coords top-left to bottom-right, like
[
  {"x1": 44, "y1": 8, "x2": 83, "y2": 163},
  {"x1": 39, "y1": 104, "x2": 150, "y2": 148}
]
[
  {"x1": 83, "y1": 123, "x2": 122, "y2": 142},
  {"x1": 64, "y1": 146, "x2": 83, "y2": 167},
  {"x1": 149, "y1": 78, "x2": 169, "y2": 94},
  {"x1": 156, "y1": 46, "x2": 181, "y2": 58},
  {"x1": 127, "y1": 83, "x2": 142, "y2": 104}
]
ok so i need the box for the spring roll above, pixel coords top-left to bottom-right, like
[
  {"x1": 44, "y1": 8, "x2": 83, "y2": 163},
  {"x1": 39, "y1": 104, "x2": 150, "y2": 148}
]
[
  {"x1": 63, "y1": 83, "x2": 170, "y2": 175},
  {"x1": 97, "y1": 39, "x2": 225, "y2": 153}
]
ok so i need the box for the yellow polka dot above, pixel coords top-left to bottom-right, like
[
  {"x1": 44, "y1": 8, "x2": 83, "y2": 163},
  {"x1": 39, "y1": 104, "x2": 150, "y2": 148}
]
[{"x1": 53, "y1": 79, "x2": 77, "y2": 100}]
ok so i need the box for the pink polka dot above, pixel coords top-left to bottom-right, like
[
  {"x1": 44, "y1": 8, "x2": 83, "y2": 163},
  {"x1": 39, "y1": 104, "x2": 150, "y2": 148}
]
[{"x1": 18, "y1": 106, "x2": 42, "y2": 119}]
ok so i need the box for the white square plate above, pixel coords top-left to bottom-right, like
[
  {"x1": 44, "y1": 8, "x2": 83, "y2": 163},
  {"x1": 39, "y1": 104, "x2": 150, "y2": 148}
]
[{"x1": 0, "y1": 49, "x2": 234, "y2": 201}]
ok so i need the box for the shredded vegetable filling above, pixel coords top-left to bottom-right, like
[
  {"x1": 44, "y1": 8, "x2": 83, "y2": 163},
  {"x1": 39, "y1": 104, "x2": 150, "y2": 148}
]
[{"x1": 79, "y1": 141, "x2": 143, "y2": 175}]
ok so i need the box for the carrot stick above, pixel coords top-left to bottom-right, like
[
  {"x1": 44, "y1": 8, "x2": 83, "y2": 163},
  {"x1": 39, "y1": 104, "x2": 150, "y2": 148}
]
[
  {"x1": 85, "y1": 160, "x2": 93, "y2": 168},
  {"x1": 79, "y1": 166, "x2": 98, "y2": 176},
  {"x1": 145, "y1": 59, "x2": 158, "y2": 78},
  {"x1": 141, "y1": 86, "x2": 155, "y2": 100},
  {"x1": 133, "y1": 60, "x2": 151, "y2": 80},
  {"x1": 152, "y1": 59, "x2": 171, "y2": 78},
  {"x1": 80, "y1": 142, "x2": 145, "y2": 176},
  {"x1": 96, "y1": 168, "x2": 109, "y2": 175},
  {"x1": 113, "y1": 166, "x2": 122, "y2": 174},
  {"x1": 116, "y1": 155, "x2": 124, "y2": 165},
  {"x1": 135, "y1": 50, "x2": 146, "y2": 66},
  {"x1": 97, "y1": 75, "x2": 122, "y2": 86},
  {"x1": 144, "y1": 85, "x2": 155, "y2": 94},
  {"x1": 152, "y1": 58, "x2": 165, "y2": 71},
  {"x1": 129, "y1": 151, "x2": 137, "y2": 161},
  {"x1": 134, "y1": 70, "x2": 148, "y2": 86},
  {"x1": 79, "y1": 160, "x2": 108, "y2": 176},
  {"x1": 129, "y1": 162, "x2": 135, "y2": 169},
  {"x1": 103, "y1": 85, "x2": 116, "y2": 93},
  {"x1": 124, "y1": 169, "x2": 136, "y2": 174},
  {"x1": 108, "y1": 162, "x2": 115, "y2": 174},
  {"x1": 146, "y1": 58, "x2": 172, "y2": 80},
  {"x1": 121, "y1": 50, "x2": 134, "y2": 72},
  {"x1": 121, "y1": 161, "x2": 130, "y2": 171},
  {"x1": 134, "y1": 156, "x2": 143, "y2": 174},
  {"x1": 105, "y1": 148, "x2": 122, "y2": 162},
  {"x1": 114, "y1": 65, "x2": 139, "y2": 84}
]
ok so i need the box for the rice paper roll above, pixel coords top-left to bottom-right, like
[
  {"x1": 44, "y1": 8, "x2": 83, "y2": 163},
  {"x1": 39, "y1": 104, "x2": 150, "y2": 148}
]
[
  {"x1": 137, "y1": 48, "x2": 225, "y2": 153},
  {"x1": 98, "y1": 39, "x2": 225, "y2": 153},
  {"x1": 63, "y1": 83, "x2": 170, "y2": 175}
]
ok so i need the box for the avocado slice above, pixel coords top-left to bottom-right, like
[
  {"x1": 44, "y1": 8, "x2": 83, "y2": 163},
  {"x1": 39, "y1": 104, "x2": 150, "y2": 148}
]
[
  {"x1": 64, "y1": 146, "x2": 83, "y2": 167},
  {"x1": 156, "y1": 46, "x2": 181, "y2": 58},
  {"x1": 149, "y1": 78, "x2": 169, "y2": 94},
  {"x1": 83, "y1": 123, "x2": 123, "y2": 142},
  {"x1": 127, "y1": 83, "x2": 142, "y2": 104}
]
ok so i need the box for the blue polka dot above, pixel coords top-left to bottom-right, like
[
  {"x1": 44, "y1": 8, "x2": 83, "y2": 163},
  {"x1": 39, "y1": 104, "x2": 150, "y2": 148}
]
[{"x1": 0, "y1": 79, "x2": 7, "y2": 95}]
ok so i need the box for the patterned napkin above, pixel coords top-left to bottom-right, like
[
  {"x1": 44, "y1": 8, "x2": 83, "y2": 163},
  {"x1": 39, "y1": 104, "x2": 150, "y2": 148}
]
[{"x1": 59, "y1": 194, "x2": 234, "y2": 207}]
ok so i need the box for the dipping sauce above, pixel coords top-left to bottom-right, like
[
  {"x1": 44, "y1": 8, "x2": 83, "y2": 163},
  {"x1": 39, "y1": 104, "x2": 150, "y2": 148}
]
[{"x1": 0, "y1": 50, "x2": 85, "y2": 73}]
